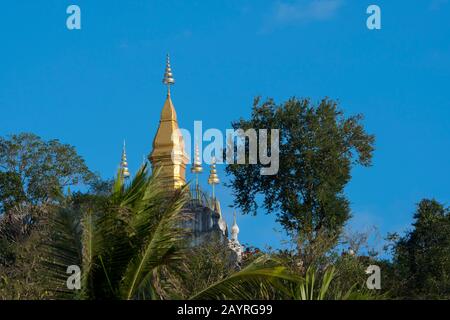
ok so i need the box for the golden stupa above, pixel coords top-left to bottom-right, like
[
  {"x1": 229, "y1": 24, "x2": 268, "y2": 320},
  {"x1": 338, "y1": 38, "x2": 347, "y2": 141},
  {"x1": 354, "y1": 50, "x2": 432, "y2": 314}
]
[{"x1": 149, "y1": 54, "x2": 188, "y2": 189}]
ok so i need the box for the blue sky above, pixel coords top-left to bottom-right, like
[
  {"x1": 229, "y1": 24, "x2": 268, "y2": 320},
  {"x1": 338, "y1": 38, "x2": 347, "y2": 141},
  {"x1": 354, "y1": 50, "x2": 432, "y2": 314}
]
[{"x1": 1, "y1": 1, "x2": 449, "y2": 254}]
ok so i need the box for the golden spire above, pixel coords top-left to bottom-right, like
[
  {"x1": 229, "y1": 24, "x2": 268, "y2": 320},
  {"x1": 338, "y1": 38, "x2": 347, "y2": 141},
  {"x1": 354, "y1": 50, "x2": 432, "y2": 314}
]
[
  {"x1": 149, "y1": 55, "x2": 188, "y2": 190},
  {"x1": 208, "y1": 157, "x2": 220, "y2": 200},
  {"x1": 191, "y1": 143, "x2": 203, "y2": 199},
  {"x1": 121, "y1": 140, "x2": 130, "y2": 180},
  {"x1": 162, "y1": 53, "x2": 175, "y2": 95},
  {"x1": 191, "y1": 144, "x2": 203, "y2": 174}
]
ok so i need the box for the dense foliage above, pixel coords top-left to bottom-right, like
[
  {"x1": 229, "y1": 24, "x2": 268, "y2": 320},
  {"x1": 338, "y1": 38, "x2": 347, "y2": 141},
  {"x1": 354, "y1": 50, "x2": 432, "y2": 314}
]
[
  {"x1": 0, "y1": 133, "x2": 96, "y2": 210},
  {"x1": 0, "y1": 133, "x2": 98, "y2": 273},
  {"x1": 0, "y1": 121, "x2": 448, "y2": 300}
]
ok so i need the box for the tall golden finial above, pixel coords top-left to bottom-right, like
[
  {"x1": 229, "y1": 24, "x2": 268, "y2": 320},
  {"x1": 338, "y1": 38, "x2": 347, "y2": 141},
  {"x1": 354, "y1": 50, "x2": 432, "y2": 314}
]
[
  {"x1": 208, "y1": 157, "x2": 220, "y2": 200},
  {"x1": 162, "y1": 53, "x2": 175, "y2": 95},
  {"x1": 120, "y1": 140, "x2": 130, "y2": 180},
  {"x1": 191, "y1": 143, "x2": 203, "y2": 199}
]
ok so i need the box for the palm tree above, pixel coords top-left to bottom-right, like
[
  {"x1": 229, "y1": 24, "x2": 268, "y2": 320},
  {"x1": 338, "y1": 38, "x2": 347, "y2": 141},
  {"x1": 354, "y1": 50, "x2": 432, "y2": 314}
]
[
  {"x1": 291, "y1": 266, "x2": 336, "y2": 300},
  {"x1": 290, "y1": 266, "x2": 383, "y2": 300},
  {"x1": 42, "y1": 164, "x2": 188, "y2": 299},
  {"x1": 42, "y1": 164, "x2": 300, "y2": 300}
]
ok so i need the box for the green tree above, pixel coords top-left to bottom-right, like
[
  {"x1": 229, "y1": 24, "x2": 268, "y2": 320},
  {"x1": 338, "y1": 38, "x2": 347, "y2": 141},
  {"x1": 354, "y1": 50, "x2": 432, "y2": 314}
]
[
  {"x1": 226, "y1": 97, "x2": 375, "y2": 265},
  {"x1": 0, "y1": 133, "x2": 96, "y2": 210},
  {"x1": 389, "y1": 199, "x2": 450, "y2": 299},
  {"x1": 0, "y1": 133, "x2": 98, "y2": 270},
  {"x1": 0, "y1": 172, "x2": 26, "y2": 213}
]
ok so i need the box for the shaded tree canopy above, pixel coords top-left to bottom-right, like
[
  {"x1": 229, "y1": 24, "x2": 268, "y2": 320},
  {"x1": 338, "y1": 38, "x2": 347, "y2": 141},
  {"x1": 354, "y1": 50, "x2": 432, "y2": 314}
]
[
  {"x1": 390, "y1": 199, "x2": 450, "y2": 299},
  {"x1": 226, "y1": 97, "x2": 375, "y2": 255},
  {"x1": 0, "y1": 172, "x2": 26, "y2": 213},
  {"x1": 0, "y1": 133, "x2": 96, "y2": 212}
]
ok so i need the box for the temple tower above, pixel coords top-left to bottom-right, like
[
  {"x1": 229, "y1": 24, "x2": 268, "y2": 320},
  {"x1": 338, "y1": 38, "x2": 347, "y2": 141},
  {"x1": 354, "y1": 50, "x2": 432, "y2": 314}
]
[{"x1": 149, "y1": 54, "x2": 188, "y2": 189}]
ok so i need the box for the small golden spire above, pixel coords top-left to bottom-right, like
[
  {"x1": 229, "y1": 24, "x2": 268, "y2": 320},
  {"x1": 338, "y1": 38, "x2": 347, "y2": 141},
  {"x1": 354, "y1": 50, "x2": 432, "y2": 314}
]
[
  {"x1": 162, "y1": 53, "x2": 175, "y2": 95},
  {"x1": 208, "y1": 157, "x2": 220, "y2": 200},
  {"x1": 191, "y1": 144, "x2": 203, "y2": 174},
  {"x1": 191, "y1": 143, "x2": 203, "y2": 199},
  {"x1": 121, "y1": 140, "x2": 130, "y2": 179},
  {"x1": 208, "y1": 157, "x2": 220, "y2": 184}
]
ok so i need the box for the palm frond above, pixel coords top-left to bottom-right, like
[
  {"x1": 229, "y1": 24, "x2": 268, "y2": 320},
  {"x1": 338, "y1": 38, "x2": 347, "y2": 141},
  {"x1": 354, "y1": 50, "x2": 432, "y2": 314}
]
[
  {"x1": 294, "y1": 266, "x2": 335, "y2": 300},
  {"x1": 41, "y1": 207, "x2": 83, "y2": 298},
  {"x1": 189, "y1": 255, "x2": 302, "y2": 300},
  {"x1": 120, "y1": 185, "x2": 188, "y2": 299},
  {"x1": 80, "y1": 209, "x2": 96, "y2": 298},
  {"x1": 318, "y1": 266, "x2": 335, "y2": 300}
]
